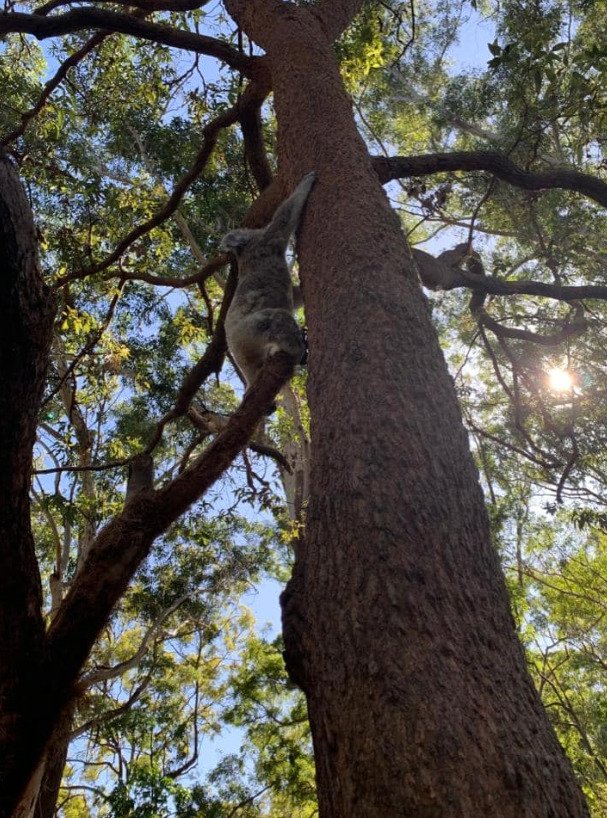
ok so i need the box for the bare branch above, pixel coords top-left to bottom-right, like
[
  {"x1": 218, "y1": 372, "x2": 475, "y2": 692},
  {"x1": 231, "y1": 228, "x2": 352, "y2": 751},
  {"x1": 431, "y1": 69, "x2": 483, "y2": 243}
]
[
  {"x1": 226, "y1": 784, "x2": 273, "y2": 818},
  {"x1": 372, "y1": 151, "x2": 607, "y2": 210},
  {"x1": 187, "y1": 405, "x2": 292, "y2": 472},
  {"x1": 78, "y1": 592, "x2": 190, "y2": 688},
  {"x1": 33, "y1": 457, "x2": 131, "y2": 475},
  {"x1": 71, "y1": 669, "x2": 154, "y2": 739},
  {"x1": 240, "y1": 101, "x2": 273, "y2": 191},
  {"x1": 457, "y1": 271, "x2": 607, "y2": 303},
  {"x1": 414, "y1": 246, "x2": 607, "y2": 303},
  {"x1": 42, "y1": 282, "x2": 125, "y2": 408},
  {"x1": 472, "y1": 304, "x2": 588, "y2": 347},
  {"x1": 0, "y1": 8, "x2": 255, "y2": 75},
  {"x1": 143, "y1": 263, "x2": 238, "y2": 453},
  {"x1": 35, "y1": 0, "x2": 210, "y2": 16}
]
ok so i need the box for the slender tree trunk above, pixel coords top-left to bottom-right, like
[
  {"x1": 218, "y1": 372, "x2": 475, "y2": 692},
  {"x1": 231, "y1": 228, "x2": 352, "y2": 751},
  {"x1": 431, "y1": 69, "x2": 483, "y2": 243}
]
[
  {"x1": 226, "y1": 3, "x2": 589, "y2": 815},
  {"x1": 0, "y1": 152, "x2": 56, "y2": 817}
]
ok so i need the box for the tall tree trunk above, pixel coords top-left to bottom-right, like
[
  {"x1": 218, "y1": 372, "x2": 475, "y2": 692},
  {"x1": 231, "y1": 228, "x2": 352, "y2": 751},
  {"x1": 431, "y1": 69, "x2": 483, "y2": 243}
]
[
  {"x1": 33, "y1": 705, "x2": 73, "y2": 818},
  {"x1": 0, "y1": 152, "x2": 56, "y2": 817},
  {"x1": 12, "y1": 705, "x2": 73, "y2": 818},
  {"x1": 225, "y1": 2, "x2": 589, "y2": 815}
]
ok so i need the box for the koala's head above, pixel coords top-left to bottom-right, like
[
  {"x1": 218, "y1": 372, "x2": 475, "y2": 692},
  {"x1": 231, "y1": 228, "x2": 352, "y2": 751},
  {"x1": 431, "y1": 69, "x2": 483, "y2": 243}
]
[{"x1": 220, "y1": 228, "x2": 260, "y2": 257}]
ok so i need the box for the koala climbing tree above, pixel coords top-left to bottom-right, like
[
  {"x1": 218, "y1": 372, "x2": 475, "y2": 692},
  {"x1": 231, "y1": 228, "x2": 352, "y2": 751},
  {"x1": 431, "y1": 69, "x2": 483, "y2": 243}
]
[{"x1": 221, "y1": 172, "x2": 314, "y2": 397}]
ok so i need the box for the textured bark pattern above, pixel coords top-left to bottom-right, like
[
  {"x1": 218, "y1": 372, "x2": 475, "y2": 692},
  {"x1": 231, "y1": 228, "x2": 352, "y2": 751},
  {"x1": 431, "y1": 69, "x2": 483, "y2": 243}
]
[
  {"x1": 0, "y1": 154, "x2": 56, "y2": 817},
  {"x1": 226, "y1": 3, "x2": 589, "y2": 816}
]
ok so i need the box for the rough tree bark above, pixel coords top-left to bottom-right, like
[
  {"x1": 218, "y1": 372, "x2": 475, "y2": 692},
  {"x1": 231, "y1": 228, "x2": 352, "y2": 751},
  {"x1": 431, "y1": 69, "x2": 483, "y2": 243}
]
[
  {"x1": 0, "y1": 0, "x2": 596, "y2": 813},
  {"x1": 0, "y1": 152, "x2": 56, "y2": 818},
  {"x1": 225, "y1": 1, "x2": 589, "y2": 816}
]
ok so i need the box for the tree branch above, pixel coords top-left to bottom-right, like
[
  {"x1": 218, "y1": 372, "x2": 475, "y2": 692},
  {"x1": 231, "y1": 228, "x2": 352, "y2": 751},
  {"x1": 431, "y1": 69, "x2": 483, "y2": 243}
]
[
  {"x1": 143, "y1": 262, "x2": 238, "y2": 453},
  {"x1": 1, "y1": 30, "x2": 108, "y2": 147},
  {"x1": 78, "y1": 592, "x2": 190, "y2": 688},
  {"x1": 47, "y1": 351, "x2": 297, "y2": 693},
  {"x1": 472, "y1": 305, "x2": 588, "y2": 347},
  {"x1": 70, "y1": 669, "x2": 154, "y2": 740},
  {"x1": 35, "y1": 0, "x2": 210, "y2": 16},
  {"x1": 311, "y1": 0, "x2": 367, "y2": 40},
  {"x1": 187, "y1": 405, "x2": 292, "y2": 473},
  {"x1": 56, "y1": 79, "x2": 270, "y2": 286},
  {"x1": 373, "y1": 151, "x2": 607, "y2": 210},
  {"x1": 240, "y1": 101, "x2": 273, "y2": 191},
  {"x1": 0, "y1": 8, "x2": 255, "y2": 75},
  {"x1": 415, "y1": 249, "x2": 607, "y2": 302}
]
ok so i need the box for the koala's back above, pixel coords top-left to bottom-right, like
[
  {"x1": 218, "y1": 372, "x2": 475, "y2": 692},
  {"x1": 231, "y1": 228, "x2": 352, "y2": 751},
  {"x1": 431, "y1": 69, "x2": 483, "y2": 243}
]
[{"x1": 230, "y1": 240, "x2": 294, "y2": 316}]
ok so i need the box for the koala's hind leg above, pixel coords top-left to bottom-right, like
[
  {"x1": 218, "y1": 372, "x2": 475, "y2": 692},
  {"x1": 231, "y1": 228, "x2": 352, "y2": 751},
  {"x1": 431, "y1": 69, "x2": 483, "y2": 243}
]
[
  {"x1": 254, "y1": 308, "x2": 305, "y2": 366},
  {"x1": 227, "y1": 309, "x2": 304, "y2": 388},
  {"x1": 255, "y1": 309, "x2": 304, "y2": 415}
]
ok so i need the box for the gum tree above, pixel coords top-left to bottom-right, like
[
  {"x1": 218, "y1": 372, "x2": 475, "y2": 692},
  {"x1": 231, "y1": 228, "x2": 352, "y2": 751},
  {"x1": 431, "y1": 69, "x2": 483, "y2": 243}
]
[{"x1": 2, "y1": 0, "x2": 607, "y2": 814}]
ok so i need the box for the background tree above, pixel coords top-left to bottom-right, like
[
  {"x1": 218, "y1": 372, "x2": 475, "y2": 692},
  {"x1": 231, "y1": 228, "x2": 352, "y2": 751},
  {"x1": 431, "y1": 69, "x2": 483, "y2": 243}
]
[{"x1": 2, "y1": 0, "x2": 607, "y2": 815}]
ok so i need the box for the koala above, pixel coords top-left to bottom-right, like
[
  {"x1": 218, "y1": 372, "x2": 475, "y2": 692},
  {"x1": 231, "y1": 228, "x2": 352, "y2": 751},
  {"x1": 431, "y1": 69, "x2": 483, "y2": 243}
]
[
  {"x1": 220, "y1": 172, "x2": 315, "y2": 395},
  {"x1": 412, "y1": 243, "x2": 481, "y2": 290}
]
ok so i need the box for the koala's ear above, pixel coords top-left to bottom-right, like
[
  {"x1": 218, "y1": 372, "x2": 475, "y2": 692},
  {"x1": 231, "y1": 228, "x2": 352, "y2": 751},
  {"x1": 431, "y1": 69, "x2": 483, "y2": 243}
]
[{"x1": 220, "y1": 230, "x2": 255, "y2": 254}]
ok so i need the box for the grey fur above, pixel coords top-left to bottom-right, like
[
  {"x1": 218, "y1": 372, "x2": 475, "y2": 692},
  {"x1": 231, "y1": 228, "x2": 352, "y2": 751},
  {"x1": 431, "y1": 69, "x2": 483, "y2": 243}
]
[
  {"x1": 412, "y1": 243, "x2": 480, "y2": 290},
  {"x1": 221, "y1": 172, "x2": 315, "y2": 389}
]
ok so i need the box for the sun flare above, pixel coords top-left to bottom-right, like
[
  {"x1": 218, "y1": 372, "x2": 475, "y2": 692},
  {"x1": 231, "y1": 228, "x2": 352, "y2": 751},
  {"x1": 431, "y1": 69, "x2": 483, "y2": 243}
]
[{"x1": 548, "y1": 367, "x2": 574, "y2": 392}]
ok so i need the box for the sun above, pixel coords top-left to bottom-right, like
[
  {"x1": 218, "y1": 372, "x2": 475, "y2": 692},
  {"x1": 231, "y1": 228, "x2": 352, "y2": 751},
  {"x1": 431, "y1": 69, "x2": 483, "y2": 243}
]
[{"x1": 548, "y1": 367, "x2": 574, "y2": 392}]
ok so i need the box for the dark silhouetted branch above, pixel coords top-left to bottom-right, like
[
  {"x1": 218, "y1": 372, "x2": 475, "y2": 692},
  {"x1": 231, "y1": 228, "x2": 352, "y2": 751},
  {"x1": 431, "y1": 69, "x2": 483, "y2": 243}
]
[
  {"x1": 36, "y1": 0, "x2": 209, "y2": 15},
  {"x1": 56, "y1": 80, "x2": 270, "y2": 286},
  {"x1": 373, "y1": 151, "x2": 607, "y2": 209},
  {"x1": 0, "y1": 7, "x2": 255, "y2": 74}
]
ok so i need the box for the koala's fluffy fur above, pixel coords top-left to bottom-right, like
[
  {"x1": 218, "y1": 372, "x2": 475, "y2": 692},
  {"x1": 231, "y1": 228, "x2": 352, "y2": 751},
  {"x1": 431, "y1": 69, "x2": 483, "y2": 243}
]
[
  {"x1": 412, "y1": 243, "x2": 482, "y2": 290},
  {"x1": 220, "y1": 172, "x2": 315, "y2": 391}
]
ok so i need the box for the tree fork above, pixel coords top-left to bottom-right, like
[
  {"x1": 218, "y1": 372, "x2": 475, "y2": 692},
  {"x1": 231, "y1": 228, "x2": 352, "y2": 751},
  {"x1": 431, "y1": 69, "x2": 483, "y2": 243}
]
[{"x1": 225, "y1": 1, "x2": 589, "y2": 815}]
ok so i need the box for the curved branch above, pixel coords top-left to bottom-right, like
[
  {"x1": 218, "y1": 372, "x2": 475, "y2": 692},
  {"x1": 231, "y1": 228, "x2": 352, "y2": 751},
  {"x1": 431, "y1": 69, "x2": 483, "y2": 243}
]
[
  {"x1": 78, "y1": 592, "x2": 190, "y2": 688},
  {"x1": 56, "y1": 80, "x2": 270, "y2": 286},
  {"x1": 424, "y1": 263, "x2": 607, "y2": 303},
  {"x1": 373, "y1": 151, "x2": 607, "y2": 210},
  {"x1": 71, "y1": 669, "x2": 154, "y2": 739},
  {"x1": 35, "y1": 0, "x2": 209, "y2": 15},
  {"x1": 461, "y1": 270, "x2": 607, "y2": 302},
  {"x1": 556, "y1": 436, "x2": 579, "y2": 505},
  {"x1": 1, "y1": 30, "x2": 108, "y2": 147},
  {"x1": 413, "y1": 246, "x2": 607, "y2": 303},
  {"x1": 187, "y1": 405, "x2": 292, "y2": 472},
  {"x1": 240, "y1": 103, "x2": 273, "y2": 191},
  {"x1": 0, "y1": 8, "x2": 255, "y2": 75},
  {"x1": 473, "y1": 306, "x2": 588, "y2": 347}
]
